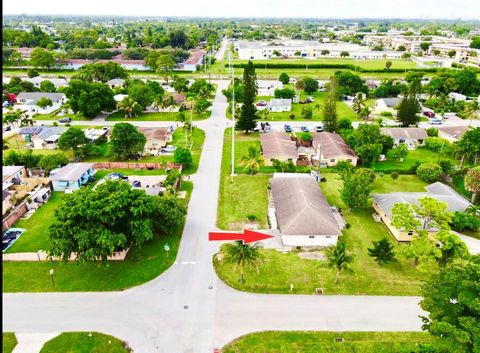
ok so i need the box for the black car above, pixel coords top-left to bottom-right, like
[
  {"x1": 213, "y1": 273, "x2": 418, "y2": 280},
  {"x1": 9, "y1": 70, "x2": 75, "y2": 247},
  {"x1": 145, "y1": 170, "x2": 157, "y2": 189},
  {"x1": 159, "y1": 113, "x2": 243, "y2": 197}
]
[
  {"x1": 58, "y1": 117, "x2": 72, "y2": 124},
  {"x1": 284, "y1": 124, "x2": 292, "y2": 133}
]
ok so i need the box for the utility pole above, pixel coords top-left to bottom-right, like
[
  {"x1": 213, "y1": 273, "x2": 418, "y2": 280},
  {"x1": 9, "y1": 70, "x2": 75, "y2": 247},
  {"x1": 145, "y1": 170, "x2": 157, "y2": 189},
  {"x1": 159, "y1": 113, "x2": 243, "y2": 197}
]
[{"x1": 229, "y1": 51, "x2": 235, "y2": 177}]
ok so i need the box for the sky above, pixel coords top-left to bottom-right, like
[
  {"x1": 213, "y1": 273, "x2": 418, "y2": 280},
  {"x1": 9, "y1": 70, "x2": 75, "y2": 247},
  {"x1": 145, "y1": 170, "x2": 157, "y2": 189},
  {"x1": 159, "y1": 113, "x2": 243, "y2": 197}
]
[{"x1": 2, "y1": 0, "x2": 480, "y2": 19}]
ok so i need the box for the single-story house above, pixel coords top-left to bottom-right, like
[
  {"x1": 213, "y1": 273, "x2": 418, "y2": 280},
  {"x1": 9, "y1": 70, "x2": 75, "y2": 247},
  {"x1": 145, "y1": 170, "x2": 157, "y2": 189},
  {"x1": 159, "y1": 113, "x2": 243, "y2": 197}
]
[
  {"x1": 106, "y1": 78, "x2": 125, "y2": 89},
  {"x1": 438, "y1": 126, "x2": 470, "y2": 142},
  {"x1": 177, "y1": 49, "x2": 204, "y2": 72},
  {"x1": 270, "y1": 173, "x2": 343, "y2": 247},
  {"x1": 25, "y1": 76, "x2": 68, "y2": 89},
  {"x1": 381, "y1": 127, "x2": 428, "y2": 149},
  {"x1": 127, "y1": 175, "x2": 167, "y2": 196},
  {"x1": 16, "y1": 92, "x2": 66, "y2": 116},
  {"x1": 170, "y1": 92, "x2": 186, "y2": 105},
  {"x1": 312, "y1": 132, "x2": 358, "y2": 167},
  {"x1": 3, "y1": 166, "x2": 26, "y2": 191},
  {"x1": 114, "y1": 94, "x2": 128, "y2": 103},
  {"x1": 448, "y1": 92, "x2": 467, "y2": 101},
  {"x1": 139, "y1": 127, "x2": 173, "y2": 155},
  {"x1": 260, "y1": 131, "x2": 300, "y2": 165},
  {"x1": 372, "y1": 182, "x2": 471, "y2": 242},
  {"x1": 50, "y1": 163, "x2": 95, "y2": 192},
  {"x1": 257, "y1": 80, "x2": 283, "y2": 96},
  {"x1": 57, "y1": 59, "x2": 149, "y2": 71},
  {"x1": 84, "y1": 127, "x2": 110, "y2": 142},
  {"x1": 30, "y1": 126, "x2": 67, "y2": 150},
  {"x1": 18, "y1": 126, "x2": 44, "y2": 142},
  {"x1": 375, "y1": 97, "x2": 401, "y2": 114},
  {"x1": 268, "y1": 98, "x2": 292, "y2": 112},
  {"x1": 3, "y1": 190, "x2": 13, "y2": 215}
]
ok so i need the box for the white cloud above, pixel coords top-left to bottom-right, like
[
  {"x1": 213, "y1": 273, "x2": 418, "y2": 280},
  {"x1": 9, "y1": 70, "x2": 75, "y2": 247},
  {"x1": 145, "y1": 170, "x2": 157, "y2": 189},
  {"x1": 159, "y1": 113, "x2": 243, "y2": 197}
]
[{"x1": 3, "y1": 0, "x2": 480, "y2": 19}]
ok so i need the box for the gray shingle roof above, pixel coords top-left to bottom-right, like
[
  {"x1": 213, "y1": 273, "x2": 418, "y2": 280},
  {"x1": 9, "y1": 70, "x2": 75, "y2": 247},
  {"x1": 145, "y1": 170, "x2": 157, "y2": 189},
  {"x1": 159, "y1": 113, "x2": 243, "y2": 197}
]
[
  {"x1": 17, "y1": 92, "x2": 65, "y2": 105},
  {"x1": 381, "y1": 127, "x2": 428, "y2": 140},
  {"x1": 372, "y1": 182, "x2": 471, "y2": 219},
  {"x1": 268, "y1": 99, "x2": 291, "y2": 107},
  {"x1": 381, "y1": 97, "x2": 401, "y2": 108},
  {"x1": 271, "y1": 175, "x2": 342, "y2": 236},
  {"x1": 35, "y1": 127, "x2": 67, "y2": 140},
  {"x1": 50, "y1": 163, "x2": 94, "y2": 182}
]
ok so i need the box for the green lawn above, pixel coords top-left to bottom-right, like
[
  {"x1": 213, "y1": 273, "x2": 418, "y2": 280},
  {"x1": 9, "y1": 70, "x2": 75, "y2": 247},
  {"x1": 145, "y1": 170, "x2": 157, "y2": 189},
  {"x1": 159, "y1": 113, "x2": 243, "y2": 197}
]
[
  {"x1": 2, "y1": 333, "x2": 17, "y2": 353},
  {"x1": 33, "y1": 111, "x2": 90, "y2": 121},
  {"x1": 2, "y1": 182, "x2": 193, "y2": 292},
  {"x1": 106, "y1": 110, "x2": 211, "y2": 121},
  {"x1": 40, "y1": 332, "x2": 131, "y2": 353},
  {"x1": 372, "y1": 147, "x2": 457, "y2": 172},
  {"x1": 215, "y1": 173, "x2": 433, "y2": 295},
  {"x1": 217, "y1": 129, "x2": 270, "y2": 230},
  {"x1": 6, "y1": 192, "x2": 64, "y2": 253},
  {"x1": 222, "y1": 331, "x2": 435, "y2": 353},
  {"x1": 4, "y1": 134, "x2": 72, "y2": 158}
]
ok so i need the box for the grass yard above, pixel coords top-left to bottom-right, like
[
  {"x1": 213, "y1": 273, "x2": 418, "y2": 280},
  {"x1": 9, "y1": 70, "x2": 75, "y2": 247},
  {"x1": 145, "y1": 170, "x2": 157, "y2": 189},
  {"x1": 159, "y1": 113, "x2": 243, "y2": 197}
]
[
  {"x1": 221, "y1": 331, "x2": 435, "y2": 353},
  {"x1": 2, "y1": 333, "x2": 17, "y2": 353},
  {"x1": 217, "y1": 129, "x2": 270, "y2": 230},
  {"x1": 372, "y1": 147, "x2": 457, "y2": 173},
  {"x1": 215, "y1": 173, "x2": 433, "y2": 295},
  {"x1": 40, "y1": 332, "x2": 131, "y2": 353},
  {"x1": 4, "y1": 134, "x2": 72, "y2": 158},
  {"x1": 2, "y1": 182, "x2": 193, "y2": 292},
  {"x1": 106, "y1": 110, "x2": 211, "y2": 121},
  {"x1": 6, "y1": 192, "x2": 64, "y2": 253},
  {"x1": 33, "y1": 111, "x2": 90, "y2": 121}
]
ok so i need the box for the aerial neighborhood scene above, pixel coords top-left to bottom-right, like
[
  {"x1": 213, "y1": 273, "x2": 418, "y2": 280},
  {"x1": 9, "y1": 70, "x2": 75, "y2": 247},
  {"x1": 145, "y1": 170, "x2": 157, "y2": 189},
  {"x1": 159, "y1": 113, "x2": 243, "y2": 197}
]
[{"x1": 2, "y1": 0, "x2": 480, "y2": 352}]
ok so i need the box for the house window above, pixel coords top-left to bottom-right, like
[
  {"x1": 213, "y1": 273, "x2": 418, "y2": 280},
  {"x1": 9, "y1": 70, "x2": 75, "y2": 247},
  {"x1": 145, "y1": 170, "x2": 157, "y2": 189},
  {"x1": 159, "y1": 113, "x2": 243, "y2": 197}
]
[
  {"x1": 330, "y1": 159, "x2": 335, "y2": 162},
  {"x1": 326, "y1": 236, "x2": 331, "y2": 239},
  {"x1": 407, "y1": 230, "x2": 414, "y2": 236},
  {"x1": 308, "y1": 236, "x2": 315, "y2": 239}
]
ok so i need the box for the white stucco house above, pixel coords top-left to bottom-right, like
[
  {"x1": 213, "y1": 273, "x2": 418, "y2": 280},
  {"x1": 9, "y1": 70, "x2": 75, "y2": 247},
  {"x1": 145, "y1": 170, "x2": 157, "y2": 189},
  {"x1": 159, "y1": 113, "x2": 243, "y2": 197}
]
[
  {"x1": 257, "y1": 80, "x2": 283, "y2": 96},
  {"x1": 268, "y1": 98, "x2": 292, "y2": 112},
  {"x1": 16, "y1": 92, "x2": 66, "y2": 116}
]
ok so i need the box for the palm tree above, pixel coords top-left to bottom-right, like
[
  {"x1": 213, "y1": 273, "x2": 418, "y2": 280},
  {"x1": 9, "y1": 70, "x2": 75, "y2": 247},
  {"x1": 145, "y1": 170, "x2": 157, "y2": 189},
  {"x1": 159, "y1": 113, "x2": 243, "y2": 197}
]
[
  {"x1": 325, "y1": 242, "x2": 355, "y2": 283},
  {"x1": 240, "y1": 145, "x2": 264, "y2": 175},
  {"x1": 152, "y1": 95, "x2": 164, "y2": 113},
  {"x1": 358, "y1": 106, "x2": 372, "y2": 121},
  {"x1": 314, "y1": 103, "x2": 322, "y2": 118},
  {"x1": 464, "y1": 166, "x2": 480, "y2": 204},
  {"x1": 117, "y1": 97, "x2": 139, "y2": 118},
  {"x1": 11, "y1": 110, "x2": 34, "y2": 127},
  {"x1": 463, "y1": 101, "x2": 479, "y2": 126},
  {"x1": 352, "y1": 92, "x2": 366, "y2": 115},
  {"x1": 186, "y1": 97, "x2": 195, "y2": 145},
  {"x1": 220, "y1": 241, "x2": 262, "y2": 283}
]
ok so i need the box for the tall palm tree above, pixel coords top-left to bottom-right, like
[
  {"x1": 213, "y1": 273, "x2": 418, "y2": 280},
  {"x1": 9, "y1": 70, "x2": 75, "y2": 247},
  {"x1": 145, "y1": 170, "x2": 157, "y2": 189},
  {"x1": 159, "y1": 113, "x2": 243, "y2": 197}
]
[
  {"x1": 117, "y1": 97, "x2": 139, "y2": 118},
  {"x1": 352, "y1": 92, "x2": 366, "y2": 115},
  {"x1": 358, "y1": 106, "x2": 372, "y2": 121},
  {"x1": 221, "y1": 240, "x2": 262, "y2": 283},
  {"x1": 325, "y1": 242, "x2": 355, "y2": 283},
  {"x1": 186, "y1": 97, "x2": 195, "y2": 146},
  {"x1": 240, "y1": 145, "x2": 264, "y2": 175},
  {"x1": 152, "y1": 95, "x2": 164, "y2": 113},
  {"x1": 463, "y1": 101, "x2": 479, "y2": 127}
]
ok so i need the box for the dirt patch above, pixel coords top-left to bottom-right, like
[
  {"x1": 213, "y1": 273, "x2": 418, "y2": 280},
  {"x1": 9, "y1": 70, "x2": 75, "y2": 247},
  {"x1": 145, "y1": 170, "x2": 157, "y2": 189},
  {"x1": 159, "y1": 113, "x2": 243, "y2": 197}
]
[
  {"x1": 298, "y1": 251, "x2": 326, "y2": 261},
  {"x1": 227, "y1": 222, "x2": 260, "y2": 230}
]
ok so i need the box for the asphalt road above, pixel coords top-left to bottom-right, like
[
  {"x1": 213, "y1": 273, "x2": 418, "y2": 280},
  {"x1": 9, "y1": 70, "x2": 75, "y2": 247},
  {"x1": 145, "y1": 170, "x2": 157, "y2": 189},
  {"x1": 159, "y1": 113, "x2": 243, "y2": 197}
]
[{"x1": 4, "y1": 81, "x2": 430, "y2": 353}]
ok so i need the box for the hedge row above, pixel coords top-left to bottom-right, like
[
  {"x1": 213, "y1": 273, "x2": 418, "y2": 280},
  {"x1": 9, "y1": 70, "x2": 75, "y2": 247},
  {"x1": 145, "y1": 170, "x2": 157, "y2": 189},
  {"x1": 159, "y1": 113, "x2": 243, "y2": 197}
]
[{"x1": 225, "y1": 62, "x2": 440, "y2": 74}]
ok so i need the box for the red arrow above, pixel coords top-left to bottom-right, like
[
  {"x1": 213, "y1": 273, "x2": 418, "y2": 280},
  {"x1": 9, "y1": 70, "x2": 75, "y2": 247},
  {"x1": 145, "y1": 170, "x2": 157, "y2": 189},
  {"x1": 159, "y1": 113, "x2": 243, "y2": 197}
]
[{"x1": 208, "y1": 229, "x2": 274, "y2": 244}]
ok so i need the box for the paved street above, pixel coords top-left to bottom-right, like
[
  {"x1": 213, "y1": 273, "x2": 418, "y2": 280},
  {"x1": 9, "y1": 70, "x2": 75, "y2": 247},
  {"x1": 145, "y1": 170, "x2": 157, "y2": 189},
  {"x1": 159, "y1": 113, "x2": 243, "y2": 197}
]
[{"x1": 4, "y1": 81, "x2": 431, "y2": 353}]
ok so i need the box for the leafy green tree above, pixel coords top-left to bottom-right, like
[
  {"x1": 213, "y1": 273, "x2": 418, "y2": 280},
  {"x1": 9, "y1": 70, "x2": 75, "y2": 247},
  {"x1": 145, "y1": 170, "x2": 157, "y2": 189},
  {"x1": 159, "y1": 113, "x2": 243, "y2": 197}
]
[
  {"x1": 436, "y1": 230, "x2": 469, "y2": 267},
  {"x1": 352, "y1": 93, "x2": 366, "y2": 114},
  {"x1": 29, "y1": 48, "x2": 54, "y2": 68},
  {"x1": 322, "y1": 76, "x2": 338, "y2": 132},
  {"x1": 464, "y1": 166, "x2": 480, "y2": 204},
  {"x1": 193, "y1": 97, "x2": 211, "y2": 115},
  {"x1": 36, "y1": 97, "x2": 53, "y2": 108},
  {"x1": 302, "y1": 77, "x2": 319, "y2": 94},
  {"x1": 338, "y1": 118, "x2": 353, "y2": 130},
  {"x1": 420, "y1": 256, "x2": 480, "y2": 353},
  {"x1": 48, "y1": 180, "x2": 186, "y2": 262},
  {"x1": 117, "y1": 96, "x2": 142, "y2": 118},
  {"x1": 420, "y1": 42, "x2": 431, "y2": 51},
  {"x1": 274, "y1": 88, "x2": 295, "y2": 99},
  {"x1": 325, "y1": 241, "x2": 354, "y2": 283},
  {"x1": 58, "y1": 127, "x2": 88, "y2": 153},
  {"x1": 27, "y1": 68, "x2": 39, "y2": 78},
  {"x1": 127, "y1": 83, "x2": 155, "y2": 110},
  {"x1": 278, "y1": 72, "x2": 289, "y2": 84},
  {"x1": 385, "y1": 61, "x2": 392, "y2": 70},
  {"x1": 63, "y1": 79, "x2": 116, "y2": 118},
  {"x1": 172, "y1": 76, "x2": 189, "y2": 93},
  {"x1": 450, "y1": 207, "x2": 480, "y2": 232},
  {"x1": 391, "y1": 143, "x2": 409, "y2": 161},
  {"x1": 3, "y1": 150, "x2": 41, "y2": 169},
  {"x1": 38, "y1": 153, "x2": 69, "y2": 175},
  {"x1": 156, "y1": 54, "x2": 175, "y2": 83},
  {"x1": 72, "y1": 62, "x2": 128, "y2": 82},
  {"x1": 173, "y1": 147, "x2": 193, "y2": 168},
  {"x1": 236, "y1": 61, "x2": 258, "y2": 132},
  {"x1": 220, "y1": 241, "x2": 262, "y2": 283},
  {"x1": 301, "y1": 106, "x2": 313, "y2": 119},
  {"x1": 368, "y1": 237, "x2": 397, "y2": 264},
  {"x1": 110, "y1": 123, "x2": 146, "y2": 160},
  {"x1": 240, "y1": 145, "x2": 264, "y2": 175},
  {"x1": 39, "y1": 80, "x2": 56, "y2": 92},
  {"x1": 9, "y1": 50, "x2": 22, "y2": 66},
  {"x1": 346, "y1": 123, "x2": 393, "y2": 166},
  {"x1": 416, "y1": 163, "x2": 442, "y2": 183},
  {"x1": 340, "y1": 51, "x2": 350, "y2": 57},
  {"x1": 334, "y1": 71, "x2": 368, "y2": 96},
  {"x1": 455, "y1": 128, "x2": 480, "y2": 167},
  {"x1": 397, "y1": 80, "x2": 421, "y2": 127},
  {"x1": 447, "y1": 50, "x2": 456, "y2": 58},
  {"x1": 340, "y1": 168, "x2": 376, "y2": 209}
]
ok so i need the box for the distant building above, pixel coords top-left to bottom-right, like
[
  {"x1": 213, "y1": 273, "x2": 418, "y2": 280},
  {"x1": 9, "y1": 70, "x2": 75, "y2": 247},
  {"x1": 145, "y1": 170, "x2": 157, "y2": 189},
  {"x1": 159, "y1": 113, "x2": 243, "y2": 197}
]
[
  {"x1": 381, "y1": 127, "x2": 428, "y2": 149},
  {"x1": 267, "y1": 98, "x2": 292, "y2": 112},
  {"x1": 257, "y1": 80, "x2": 283, "y2": 96},
  {"x1": 375, "y1": 97, "x2": 402, "y2": 115},
  {"x1": 177, "y1": 49, "x2": 204, "y2": 72},
  {"x1": 16, "y1": 92, "x2": 66, "y2": 116},
  {"x1": 24, "y1": 76, "x2": 68, "y2": 89},
  {"x1": 106, "y1": 78, "x2": 125, "y2": 89}
]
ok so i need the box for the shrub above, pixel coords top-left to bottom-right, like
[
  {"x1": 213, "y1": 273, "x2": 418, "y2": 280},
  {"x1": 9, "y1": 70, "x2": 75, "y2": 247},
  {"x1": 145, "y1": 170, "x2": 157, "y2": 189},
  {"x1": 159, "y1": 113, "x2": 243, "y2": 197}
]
[
  {"x1": 416, "y1": 162, "x2": 442, "y2": 183},
  {"x1": 173, "y1": 147, "x2": 193, "y2": 167},
  {"x1": 278, "y1": 72, "x2": 290, "y2": 84},
  {"x1": 424, "y1": 137, "x2": 451, "y2": 152},
  {"x1": 289, "y1": 113, "x2": 295, "y2": 119},
  {"x1": 426, "y1": 127, "x2": 438, "y2": 137},
  {"x1": 52, "y1": 122, "x2": 58, "y2": 126},
  {"x1": 246, "y1": 214, "x2": 257, "y2": 222},
  {"x1": 391, "y1": 172, "x2": 399, "y2": 180},
  {"x1": 338, "y1": 118, "x2": 353, "y2": 130},
  {"x1": 439, "y1": 159, "x2": 453, "y2": 175},
  {"x1": 450, "y1": 210, "x2": 480, "y2": 232},
  {"x1": 27, "y1": 68, "x2": 39, "y2": 78},
  {"x1": 380, "y1": 111, "x2": 393, "y2": 117}
]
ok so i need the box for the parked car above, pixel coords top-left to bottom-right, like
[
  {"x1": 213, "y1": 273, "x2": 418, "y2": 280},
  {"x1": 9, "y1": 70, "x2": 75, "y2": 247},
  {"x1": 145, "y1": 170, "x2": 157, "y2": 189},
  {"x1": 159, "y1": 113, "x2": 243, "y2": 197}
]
[
  {"x1": 315, "y1": 125, "x2": 323, "y2": 132},
  {"x1": 264, "y1": 123, "x2": 271, "y2": 132},
  {"x1": 108, "y1": 172, "x2": 128, "y2": 181},
  {"x1": 161, "y1": 145, "x2": 177, "y2": 153},
  {"x1": 58, "y1": 117, "x2": 72, "y2": 123},
  {"x1": 284, "y1": 124, "x2": 292, "y2": 132},
  {"x1": 256, "y1": 100, "x2": 267, "y2": 107},
  {"x1": 429, "y1": 118, "x2": 443, "y2": 125},
  {"x1": 300, "y1": 126, "x2": 310, "y2": 132},
  {"x1": 423, "y1": 111, "x2": 435, "y2": 118}
]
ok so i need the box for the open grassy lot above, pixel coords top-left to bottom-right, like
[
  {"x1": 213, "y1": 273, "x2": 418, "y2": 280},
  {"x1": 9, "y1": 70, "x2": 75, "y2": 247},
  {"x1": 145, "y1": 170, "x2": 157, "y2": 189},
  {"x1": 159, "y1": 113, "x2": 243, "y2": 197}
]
[
  {"x1": 215, "y1": 173, "x2": 433, "y2": 295},
  {"x1": 2, "y1": 182, "x2": 192, "y2": 292},
  {"x1": 4, "y1": 134, "x2": 73, "y2": 158},
  {"x1": 2, "y1": 333, "x2": 17, "y2": 353},
  {"x1": 222, "y1": 331, "x2": 435, "y2": 353},
  {"x1": 32, "y1": 110, "x2": 90, "y2": 121},
  {"x1": 217, "y1": 129, "x2": 270, "y2": 230},
  {"x1": 40, "y1": 332, "x2": 131, "y2": 353},
  {"x1": 372, "y1": 147, "x2": 457, "y2": 172},
  {"x1": 6, "y1": 192, "x2": 64, "y2": 253},
  {"x1": 106, "y1": 110, "x2": 211, "y2": 121}
]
